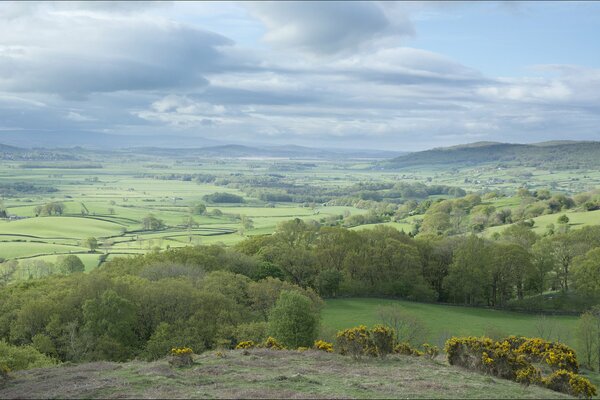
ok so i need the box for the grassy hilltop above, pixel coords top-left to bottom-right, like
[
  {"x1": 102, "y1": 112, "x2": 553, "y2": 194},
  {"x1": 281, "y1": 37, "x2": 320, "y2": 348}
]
[{"x1": 0, "y1": 349, "x2": 570, "y2": 399}]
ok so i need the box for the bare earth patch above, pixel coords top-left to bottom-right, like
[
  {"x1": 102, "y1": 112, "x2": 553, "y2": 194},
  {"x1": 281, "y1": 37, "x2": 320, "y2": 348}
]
[{"x1": 0, "y1": 350, "x2": 571, "y2": 399}]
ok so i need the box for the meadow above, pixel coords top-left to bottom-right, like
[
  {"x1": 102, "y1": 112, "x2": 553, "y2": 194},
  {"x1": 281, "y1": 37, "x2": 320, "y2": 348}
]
[{"x1": 322, "y1": 298, "x2": 578, "y2": 349}]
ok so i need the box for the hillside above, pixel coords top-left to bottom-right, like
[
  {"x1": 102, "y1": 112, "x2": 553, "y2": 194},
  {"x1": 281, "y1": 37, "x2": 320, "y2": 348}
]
[
  {"x1": 384, "y1": 141, "x2": 600, "y2": 169},
  {"x1": 0, "y1": 349, "x2": 570, "y2": 399},
  {"x1": 131, "y1": 144, "x2": 405, "y2": 159}
]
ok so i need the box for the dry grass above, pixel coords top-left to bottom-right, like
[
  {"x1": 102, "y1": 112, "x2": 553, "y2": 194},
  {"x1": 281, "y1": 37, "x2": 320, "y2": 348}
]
[{"x1": 0, "y1": 349, "x2": 571, "y2": 399}]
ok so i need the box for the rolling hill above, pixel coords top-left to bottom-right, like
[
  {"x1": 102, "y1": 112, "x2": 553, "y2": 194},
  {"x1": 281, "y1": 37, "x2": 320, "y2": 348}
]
[{"x1": 383, "y1": 141, "x2": 600, "y2": 169}]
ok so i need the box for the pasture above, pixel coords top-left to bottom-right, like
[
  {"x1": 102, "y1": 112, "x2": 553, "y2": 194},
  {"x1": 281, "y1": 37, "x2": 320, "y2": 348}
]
[{"x1": 322, "y1": 298, "x2": 579, "y2": 349}]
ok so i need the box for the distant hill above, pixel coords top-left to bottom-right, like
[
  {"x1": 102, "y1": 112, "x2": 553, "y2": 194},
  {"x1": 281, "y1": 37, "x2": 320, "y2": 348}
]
[
  {"x1": 0, "y1": 143, "x2": 78, "y2": 161},
  {"x1": 384, "y1": 141, "x2": 600, "y2": 169},
  {"x1": 132, "y1": 144, "x2": 404, "y2": 160}
]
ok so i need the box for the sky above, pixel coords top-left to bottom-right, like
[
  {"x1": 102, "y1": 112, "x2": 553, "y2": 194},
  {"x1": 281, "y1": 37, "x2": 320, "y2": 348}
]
[{"x1": 1, "y1": 1, "x2": 600, "y2": 151}]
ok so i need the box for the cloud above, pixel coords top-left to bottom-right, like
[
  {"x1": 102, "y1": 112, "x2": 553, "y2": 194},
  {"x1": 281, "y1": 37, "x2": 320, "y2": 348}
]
[
  {"x1": 246, "y1": 1, "x2": 413, "y2": 56},
  {"x1": 0, "y1": 2, "x2": 599, "y2": 150},
  {"x1": 0, "y1": 4, "x2": 233, "y2": 97}
]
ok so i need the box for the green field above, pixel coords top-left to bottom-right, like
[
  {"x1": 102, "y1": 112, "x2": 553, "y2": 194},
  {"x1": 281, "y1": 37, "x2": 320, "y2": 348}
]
[
  {"x1": 4, "y1": 150, "x2": 600, "y2": 282},
  {"x1": 322, "y1": 298, "x2": 578, "y2": 349}
]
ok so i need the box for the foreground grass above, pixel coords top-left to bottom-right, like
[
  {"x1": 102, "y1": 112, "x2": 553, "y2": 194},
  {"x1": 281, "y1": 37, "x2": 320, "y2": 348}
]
[{"x1": 0, "y1": 349, "x2": 570, "y2": 399}]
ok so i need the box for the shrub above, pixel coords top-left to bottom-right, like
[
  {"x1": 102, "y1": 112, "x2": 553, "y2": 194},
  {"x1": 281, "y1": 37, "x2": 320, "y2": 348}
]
[
  {"x1": 394, "y1": 342, "x2": 423, "y2": 357},
  {"x1": 336, "y1": 325, "x2": 374, "y2": 359},
  {"x1": 0, "y1": 340, "x2": 56, "y2": 371},
  {"x1": 235, "y1": 340, "x2": 256, "y2": 350},
  {"x1": 543, "y1": 369, "x2": 596, "y2": 398},
  {"x1": 267, "y1": 291, "x2": 319, "y2": 349},
  {"x1": 422, "y1": 343, "x2": 439, "y2": 359},
  {"x1": 0, "y1": 364, "x2": 9, "y2": 381},
  {"x1": 169, "y1": 347, "x2": 193, "y2": 367},
  {"x1": 260, "y1": 337, "x2": 285, "y2": 350},
  {"x1": 313, "y1": 340, "x2": 334, "y2": 353},
  {"x1": 371, "y1": 325, "x2": 395, "y2": 357},
  {"x1": 444, "y1": 336, "x2": 596, "y2": 398}
]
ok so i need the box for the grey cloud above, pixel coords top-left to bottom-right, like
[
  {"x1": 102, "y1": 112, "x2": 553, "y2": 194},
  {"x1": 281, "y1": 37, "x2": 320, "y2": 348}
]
[
  {"x1": 0, "y1": 8, "x2": 232, "y2": 97},
  {"x1": 247, "y1": 1, "x2": 413, "y2": 56}
]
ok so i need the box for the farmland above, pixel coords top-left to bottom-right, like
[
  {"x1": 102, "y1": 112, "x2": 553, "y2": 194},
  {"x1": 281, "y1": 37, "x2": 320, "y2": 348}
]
[{"x1": 3, "y1": 145, "x2": 600, "y2": 280}]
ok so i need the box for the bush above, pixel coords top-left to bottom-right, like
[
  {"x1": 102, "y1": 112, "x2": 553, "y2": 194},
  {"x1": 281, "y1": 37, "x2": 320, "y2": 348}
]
[
  {"x1": 422, "y1": 343, "x2": 439, "y2": 359},
  {"x1": 313, "y1": 340, "x2": 334, "y2": 353},
  {"x1": 267, "y1": 291, "x2": 319, "y2": 349},
  {"x1": 0, "y1": 340, "x2": 56, "y2": 371},
  {"x1": 260, "y1": 337, "x2": 285, "y2": 350},
  {"x1": 233, "y1": 322, "x2": 268, "y2": 345},
  {"x1": 543, "y1": 369, "x2": 596, "y2": 398},
  {"x1": 336, "y1": 325, "x2": 374, "y2": 359},
  {"x1": 169, "y1": 347, "x2": 193, "y2": 367},
  {"x1": 444, "y1": 336, "x2": 596, "y2": 398},
  {"x1": 235, "y1": 340, "x2": 256, "y2": 350},
  {"x1": 394, "y1": 342, "x2": 423, "y2": 357},
  {"x1": 370, "y1": 325, "x2": 395, "y2": 357}
]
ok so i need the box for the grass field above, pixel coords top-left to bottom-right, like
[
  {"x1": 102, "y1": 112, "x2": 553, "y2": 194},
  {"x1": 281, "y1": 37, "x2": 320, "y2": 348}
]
[
  {"x1": 4, "y1": 153, "x2": 600, "y2": 282},
  {"x1": 0, "y1": 349, "x2": 570, "y2": 399},
  {"x1": 322, "y1": 298, "x2": 579, "y2": 349}
]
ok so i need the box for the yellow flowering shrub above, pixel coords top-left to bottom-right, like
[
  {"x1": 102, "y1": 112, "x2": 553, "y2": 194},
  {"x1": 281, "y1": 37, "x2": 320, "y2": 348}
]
[
  {"x1": 515, "y1": 365, "x2": 542, "y2": 385},
  {"x1": 422, "y1": 344, "x2": 439, "y2": 359},
  {"x1": 370, "y1": 325, "x2": 395, "y2": 357},
  {"x1": 394, "y1": 342, "x2": 422, "y2": 357},
  {"x1": 297, "y1": 346, "x2": 310, "y2": 352},
  {"x1": 170, "y1": 347, "x2": 193, "y2": 356},
  {"x1": 543, "y1": 369, "x2": 597, "y2": 399},
  {"x1": 169, "y1": 347, "x2": 193, "y2": 367},
  {"x1": 260, "y1": 337, "x2": 286, "y2": 350},
  {"x1": 235, "y1": 340, "x2": 256, "y2": 350},
  {"x1": 313, "y1": 340, "x2": 334, "y2": 353},
  {"x1": 444, "y1": 336, "x2": 596, "y2": 398},
  {"x1": 336, "y1": 325, "x2": 372, "y2": 359}
]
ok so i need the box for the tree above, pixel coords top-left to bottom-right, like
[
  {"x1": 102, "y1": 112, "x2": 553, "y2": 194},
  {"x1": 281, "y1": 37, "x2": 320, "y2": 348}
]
[
  {"x1": 315, "y1": 269, "x2": 342, "y2": 297},
  {"x1": 557, "y1": 214, "x2": 570, "y2": 224},
  {"x1": 267, "y1": 290, "x2": 319, "y2": 348},
  {"x1": 577, "y1": 312, "x2": 597, "y2": 370},
  {"x1": 142, "y1": 214, "x2": 164, "y2": 231},
  {"x1": 445, "y1": 235, "x2": 489, "y2": 305},
  {"x1": 573, "y1": 248, "x2": 600, "y2": 297},
  {"x1": 82, "y1": 289, "x2": 138, "y2": 361},
  {"x1": 56, "y1": 255, "x2": 85, "y2": 275},
  {"x1": 83, "y1": 237, "x2": 98, "y2": 252},
  {"x1": 376, "y1": 304, "x2": 429, "y2": 346},
  {"x1": 191, "y1": 202, "x2": 207, "y2": 215}
]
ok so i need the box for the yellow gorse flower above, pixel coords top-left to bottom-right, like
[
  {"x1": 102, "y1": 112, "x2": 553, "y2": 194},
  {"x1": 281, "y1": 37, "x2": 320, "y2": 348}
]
[{"x1": 170, "y1": 347, "x2": 193, "y2": 356}]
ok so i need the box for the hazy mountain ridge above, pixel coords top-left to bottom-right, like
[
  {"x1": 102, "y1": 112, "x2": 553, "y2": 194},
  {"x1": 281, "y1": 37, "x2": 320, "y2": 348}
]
[
  {"x1": 384, "y1": 141, "x2": 600, "y2": 169},
  {"x1": 131, "y1": 144, "x2": 405, "y2": 159}
]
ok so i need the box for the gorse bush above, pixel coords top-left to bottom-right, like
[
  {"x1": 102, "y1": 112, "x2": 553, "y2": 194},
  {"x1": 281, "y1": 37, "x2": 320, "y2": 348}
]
[
  {"x1": 336, "y1": 325, "x2": 434, "y2": 360},
  {"x1": 313, "y1": 340, "x2": 334, "y2": 353},
  {"x1": 260, "y1": 337, "x2": 285, "y2": 350},
  {"x1": 336, "y1": 325, "x2": 374, "y2": 359},
  {"x1": 444, "y1": 336, "x2": 596, "y2": 398},
  {"x1": 393, "y1": 342, "x2": 423, "y2": 357},
  {"x1": 169, "y1": 347, "x2": 193, "y2": 367},
  {"x1": 235, "y1": 340, "x2": 255, "y2": 350}
]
